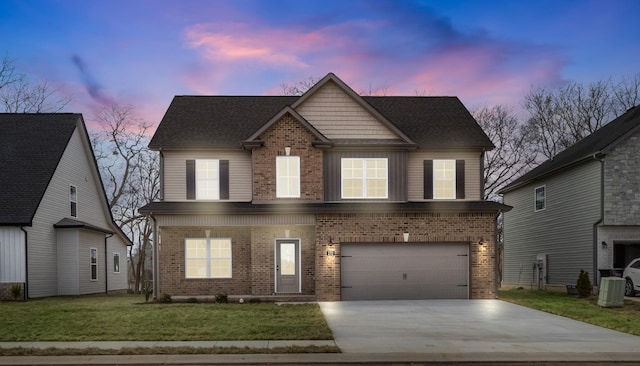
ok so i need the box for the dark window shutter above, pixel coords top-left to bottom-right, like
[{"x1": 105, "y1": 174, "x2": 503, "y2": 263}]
[
  {"x1": 186, "y1": 160, "x2": 196, "y2": 200},
  {"x1": 424, "y1": 160, "x2": 433, "y2": 199},
  {"x1": 219, "y1": 160, "x2": 229, "y2": 200},
  {"x1": 456, "y1": 160, "x2": 465, "y2": 199}
]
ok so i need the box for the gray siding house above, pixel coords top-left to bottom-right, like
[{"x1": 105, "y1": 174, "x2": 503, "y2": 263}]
[
  {"x1": 0, "y1": 114, "x2": 131, "y2": 299},
  {"x1": 140, "y1": 73, "x2": 510, "y2": 301},
  {"x1": 500, "y1": 106, "x2": 640, "y2": 291}
]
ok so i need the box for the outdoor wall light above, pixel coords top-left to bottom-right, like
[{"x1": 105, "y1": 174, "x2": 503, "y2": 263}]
[
  {"x1": 285, "y1": 229, "x2": 290, "y2": 238},
  {"x1": 403, "y1": 232, "x2": 409, "y2": 242},
  {"x1": 601, "y1": 241, "x2": 607, "y2": 248},
  {"x1": 478, "y1": 238, "x2": 486, "y2": 245},
  {"x1": 205, "y1": 229, "x2": 210, "y2": 238},
  {"x1": 328, "y1": 236, "x2": 334, "y2": 246},
  {"x1": 285, "y1": 146, "x2": 291, "y2": 156}
]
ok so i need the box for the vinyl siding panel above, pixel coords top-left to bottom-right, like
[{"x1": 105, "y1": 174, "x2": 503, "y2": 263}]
[
  {"x1": 295, "y1": 82, "x2": 398, "y2": 139},
  {"x1": 502, "y1": 160, "x2": 601, "y2": 286},
  {"x1": 163, "y1": 150, "x2": 252, "y2": 202},
  {"x1": 408, "y1": 150, "x2": 482, "y2": 201},
  {"x1": 323, "y1": 151, "x2": 407, "y2": 202},
  {"x1": 155, "y1": 214, "x2": 315, "y2": 227},
  {"x1": 56, "y1": 229, "x2": 79, "y2": 295},
  {"x1": 78, "y1": 230, "x2": 106, "y2": 295},
  {"x1": 0, "y1": 227, "x2": 26, "y2": 282}
]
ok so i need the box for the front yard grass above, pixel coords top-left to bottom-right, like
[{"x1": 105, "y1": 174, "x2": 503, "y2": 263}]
[
  {"x1": 0, "y1": 294, "x2": 333, "y2": 342},
  {"x1": 499, "y1": 288, "x2": 640, "y2": 336}
]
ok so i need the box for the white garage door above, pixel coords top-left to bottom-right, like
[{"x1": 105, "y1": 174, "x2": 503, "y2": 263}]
[{"x1": 341, "y1": 242, "x2": 469, "y2": 300}]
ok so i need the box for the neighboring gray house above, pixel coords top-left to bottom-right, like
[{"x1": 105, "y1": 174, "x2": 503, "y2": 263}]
[
  {"x1": 500, "y1": 106, "x2": 640, "y2": 290},
  {"x1": 0, "y1": 113, "x2": 131, "y2": 299}
]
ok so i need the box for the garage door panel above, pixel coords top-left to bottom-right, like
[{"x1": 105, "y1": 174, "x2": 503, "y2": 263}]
[{"x1": 341, "y1": 243, "x2": 469, "y2": 300}]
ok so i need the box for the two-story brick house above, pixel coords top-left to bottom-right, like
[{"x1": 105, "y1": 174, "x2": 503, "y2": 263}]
[{"x1": 140, "y1": 73, "x2": 510, "y2": 301}]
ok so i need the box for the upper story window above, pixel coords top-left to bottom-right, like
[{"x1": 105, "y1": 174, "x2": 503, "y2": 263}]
[
  {"x1": 341, "y1": 158, "x2": 388, "y2": 199},
  {"x1": 69, "y1": 185, "x2": 78, "y2": 217},
  {"x1": 90, "y1": 248, "x2": 98, "y2": 281},
  {"x1": 186, "y1": 159, "x2": 229, "y2": 200},
  {"x1": 276, "y1": 156, "x2": 300, "y2": 198},
  {"x1": 535, "y1": 185, "x2": 546, "y2": 211},
  {"x1": 197, "y1": 159, "x2": 219, "y2": 200},
  {"x1": 185, "y1": 238, "x2": 232, "y2": 278},
  {"x1": 424, "y1": 159, "x2": 465, "y2": 200}
]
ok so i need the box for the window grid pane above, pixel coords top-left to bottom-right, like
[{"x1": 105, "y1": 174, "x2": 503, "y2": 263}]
[
  {"x1": 196, "y1": 160, "x2": 219, "y2": 200},
  {"x1": 342, "y1": 158, "x2": 387, "y2": 199},
  {"x1": 276, "y1": 157, "x2": 300, "y2": 198},
  {"x1": 433, "y1": 160, "x2": 456, "y2": 199},
  {"x1": 535, "y1": 186, "x2": 546, "y2": 211},
  {"x1": 185, "y1": 238, "x2": 232, "y2": 278}
]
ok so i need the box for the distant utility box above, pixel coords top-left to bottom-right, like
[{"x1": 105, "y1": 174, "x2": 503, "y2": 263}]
[{"x1": 598, "y1": 277, "x2": 625, "y2": 307}]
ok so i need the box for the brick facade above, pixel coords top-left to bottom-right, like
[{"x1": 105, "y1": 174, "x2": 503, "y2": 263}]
[
  {"x1": 604, "y1": 130, "x2": 640, "y2": 225},
  {"x1": 314, "y1": 212, "x2": 497, "y2": 300},
  {"x1": 252, "y1": 114, "x2": 324, "y2": 202}
]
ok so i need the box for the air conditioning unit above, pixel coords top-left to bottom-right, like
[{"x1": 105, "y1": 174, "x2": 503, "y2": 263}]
[{"x1": 598, "y1": 277, "x2": 625, "y2": 307}]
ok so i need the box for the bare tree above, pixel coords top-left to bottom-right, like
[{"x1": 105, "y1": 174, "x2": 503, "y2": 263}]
[
  {"x1": 612, "y1": 72, "x2": 640, "y2": 112},
  {"x1": 91, "y1": 104, "x2": 159, "y2": 293},
  {"x1": 0, "y1": 55, "x2": 70, "y2": 112},
  {"x1": 280, "y1": 76, "x2": 321, "y2": 96},
  {"x1": 473, "y1": 105, "x2": 536, "y2": 201}
]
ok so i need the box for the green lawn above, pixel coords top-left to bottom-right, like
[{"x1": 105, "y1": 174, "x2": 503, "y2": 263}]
[
  {"x1": 0, "y1": 294, "x2": 334, "y2": 342},
  {"x1": 499, "y1": 288, "x2": 640, "y2": 336}
]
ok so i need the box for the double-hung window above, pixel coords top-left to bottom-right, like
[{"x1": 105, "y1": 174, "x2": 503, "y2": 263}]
[
  {"x1": 276, "y1": 156, "x2": 300, "y2": 198},
  {"x1": 424, "y1": 159, "x2": 465, "y2": 199},
  {"x1": 90, "y1": 248, "x2": 98, "y2": 281},
  {"x1": 535, "y1": 186, "x2": 546, "y2": 211},
  {"x1": 186, "y1": 159, "x2": 229, "y2": 200},
  {"x1": 185, "y1": 238, "x2": 232, "y2": 278},
  {"x1": 341, "y1": 158, "x2": 388, "y2": 199},
  {"x1": 69, "y1": 185, "x2": 77, "y2": 217}
]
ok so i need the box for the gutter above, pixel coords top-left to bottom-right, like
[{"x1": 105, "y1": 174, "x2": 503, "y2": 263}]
[
  {"x1": 105, "y1": 233, "x2": 114, "y2": 294},
  {"x1": 593, "y1": 155, "x2": 605, "y2": 286},
  {"x1": 151, "y1": 214, "x2": 159, "y2": 300},
  {"x1": 19, "y1": 226, "x2": 28, "y2": 300}
]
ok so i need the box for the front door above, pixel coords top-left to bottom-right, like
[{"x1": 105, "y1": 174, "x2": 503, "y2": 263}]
[{"x1": 276, "y1": 239, "x2": 300, "y2": 293}]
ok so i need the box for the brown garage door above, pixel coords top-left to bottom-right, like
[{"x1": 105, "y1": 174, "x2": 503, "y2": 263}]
[{"x1": 341, "y1": 242, "x2": 469, "y2": 300}]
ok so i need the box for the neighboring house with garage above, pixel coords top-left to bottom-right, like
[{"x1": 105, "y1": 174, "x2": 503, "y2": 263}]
[
  {"x1": 139, "y1": 73, "x2": 510, "y2": 301},
  {"x1": 0, "y1": 113, "x2": 131, "y2": 299},
  {"x1": 499, "y1": 105, "x2": 640, "y2": 291}
]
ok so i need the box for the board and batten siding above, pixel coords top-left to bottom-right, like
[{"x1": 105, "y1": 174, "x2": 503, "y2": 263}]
[
  {"x1": 323, "y1": 151, "x2": 407, "y2": 202},
  {"x1": 162, "y1": 150, "x2": 252, "y2": 202},
  {"x1": 0, "y1": 227, "x2": 26, "y2": 282},
  {"x1": 408, "y1": 150, "x2": 482, "y2": 201},
  {"x1": 502, "y1": 160, "x2": 601, "y2": 287},
  {"x1": 295, "y1": 81, "x2": 398, "y2": 140}
]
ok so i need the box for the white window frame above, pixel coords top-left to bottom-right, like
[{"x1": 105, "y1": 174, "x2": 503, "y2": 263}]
[
  {"x1": 69, "y1": 185, "x2": 78, "y2": 217},
  {"x1": 90, "y1": 248, "x2": 98, "y2": 281},
  {"x1": 185, "y1": 238, "x2": 232, "y2": 279},
  {"x1": 535, "y1": 185, "x2": 546, "y2": 211},
  {"x1": 276, "y1": 156, "x2": 300, "y2": 198},
  {"x1": 196, "y1": 159, "x2": 220, "y2": 200},
  {"x1": 433, "y1": 159, "x2": 456, "y2": 199},
  {"x1": 341, "y1": 158, "x2": 388, "y2": 199},
  {"x1": 113, "y1": 253, "x2": 120, "y2": 273}
]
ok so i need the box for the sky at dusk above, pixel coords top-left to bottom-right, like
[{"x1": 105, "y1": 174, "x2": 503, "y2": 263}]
[{"x1": 1, "y1": 0, "x2": 639, "y2": 131}]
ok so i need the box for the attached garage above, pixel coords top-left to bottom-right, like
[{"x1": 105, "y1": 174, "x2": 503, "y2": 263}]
[{"x1": 341, "y1": 242, "x2": 469, "y2": 300}]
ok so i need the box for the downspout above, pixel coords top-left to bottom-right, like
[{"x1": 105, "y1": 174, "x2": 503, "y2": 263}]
[
  {"x1": 105, "y1": 233, "x2": 114, "y2": 294},
  {"x1": 151, "y1": 214, "x2": 159, "y2": 300},
  {"x1": 20, "y1": 226, "x2": 28, "y2": 300},
  {"x1": 592, "y1": 155, "x2": 605, "y2": 288}
]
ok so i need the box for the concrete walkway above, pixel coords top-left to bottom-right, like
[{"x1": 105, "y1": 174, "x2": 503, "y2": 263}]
[{"x1": 2, "y1": 299, "x2": 640, "y2": 365}]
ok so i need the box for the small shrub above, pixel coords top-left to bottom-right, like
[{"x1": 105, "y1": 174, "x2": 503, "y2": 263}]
[
  {"x1": 10, "y1": 283, "x2": 22, "y2": 301},
  {"x1": 159, "y1": 293, "x2": 172, "y2": 303},
  {"x1": 215, "y1": 293, "x2": 228, "y2": 303},
  {"x1": 186, "y1": 297, "x2": 198, "y2": 303},
  {"x1": 576, "y1": 270, "x2": 592, "y2": 297},
  {"x1": 142, "y1": 282, "x2": 153, "y2": 303}
]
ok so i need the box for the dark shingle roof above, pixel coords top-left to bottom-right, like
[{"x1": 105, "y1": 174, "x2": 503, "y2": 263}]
[
  {"x1": 499, "y1": 105, "x2": 640, "y2": 194},
  {"x1": 0, "y1": 113, "x2": 80, "y2": 225},
  {"x1": 149, "y1": 95, "x2": 493, "y2": 150}
]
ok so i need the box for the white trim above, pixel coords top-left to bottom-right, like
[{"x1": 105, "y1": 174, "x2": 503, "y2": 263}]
[
  {"x1": 340, "y1": 158, "x2": 388, "y2": 199},
  {"x1": 534, "y1": 185, "x2": 546, "y2": 212}
]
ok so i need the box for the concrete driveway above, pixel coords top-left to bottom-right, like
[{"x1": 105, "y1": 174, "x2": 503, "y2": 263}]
[{"x1": 319, "y1": 300, "x2": 640, "y2": 360}]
